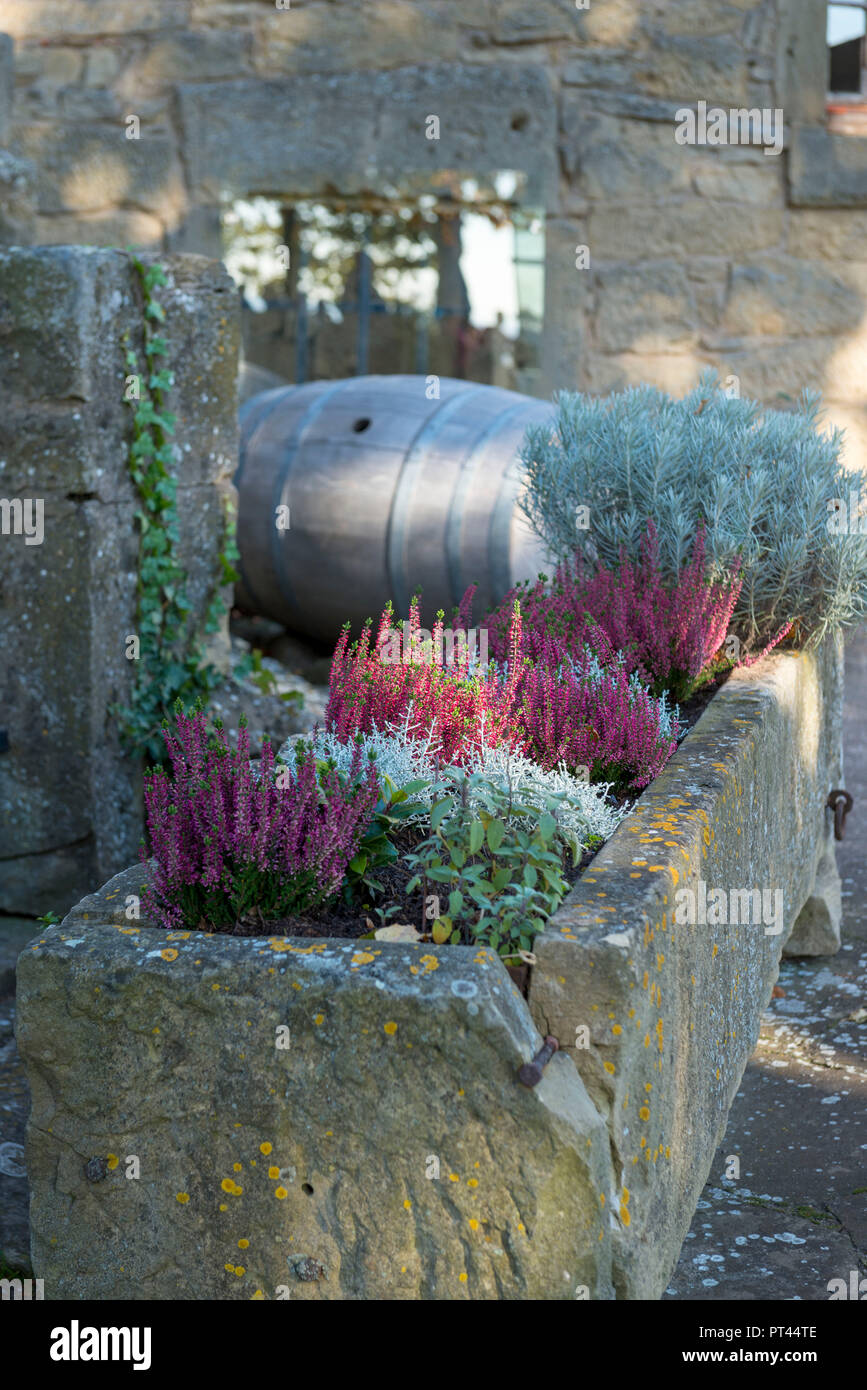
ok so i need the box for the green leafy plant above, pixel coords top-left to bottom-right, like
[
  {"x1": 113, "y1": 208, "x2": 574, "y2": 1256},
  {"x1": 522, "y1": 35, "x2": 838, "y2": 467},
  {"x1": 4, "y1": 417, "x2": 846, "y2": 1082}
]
[
  {"x1": 337, "y1": 766, "x2": 430, "y2": 905},
  {"x1": 113, "y1": 255, "x2": 241, "y2": 764},
  {"x1": 403, "y1": 767, "x2": 575, "y2": 961}
]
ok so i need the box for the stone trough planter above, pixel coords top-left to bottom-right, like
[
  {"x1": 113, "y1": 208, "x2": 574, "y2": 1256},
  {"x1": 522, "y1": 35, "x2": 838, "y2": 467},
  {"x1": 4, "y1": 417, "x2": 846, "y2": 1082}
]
[{"x1": 15, "y1": 636, "x2": 844, "y2": 1300}]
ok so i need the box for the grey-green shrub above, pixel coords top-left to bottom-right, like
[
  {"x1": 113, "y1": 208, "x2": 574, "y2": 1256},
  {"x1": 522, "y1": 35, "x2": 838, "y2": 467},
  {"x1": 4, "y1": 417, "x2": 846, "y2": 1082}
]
[{"x1": 519, "y1": 370, "x2": 867, "y2": 650}]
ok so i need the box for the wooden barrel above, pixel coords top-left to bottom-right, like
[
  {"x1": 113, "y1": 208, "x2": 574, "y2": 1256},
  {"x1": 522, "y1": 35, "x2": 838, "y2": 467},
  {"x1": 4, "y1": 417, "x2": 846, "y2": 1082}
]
[{"x1": 235, "y1": 374, "x2": 554, "y2": 642}]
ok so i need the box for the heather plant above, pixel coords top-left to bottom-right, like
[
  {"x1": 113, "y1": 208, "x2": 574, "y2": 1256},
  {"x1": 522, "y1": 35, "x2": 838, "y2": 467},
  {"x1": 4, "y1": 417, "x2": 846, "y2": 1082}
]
[
  {"x1": 403, "y1": 768, "x2": 573, "y2": 960},
  {"x1": 325, "y1": 596, "x2": 678, "y2": 796},
  {"x1": 520, "y1": 370, "x2": 867, "y2": 651},
  {"x1": 325, "y1": 595, "x2": 523, "y2": 762},
  {"x1": 482, "y1": 522, "x2": 781, "y2": 702},
  {"x1": 515, "y1": 641, "x2": 681, "y2": 791},
  {"x1": 142, "y1": 706, "x2": 379, "y2": 931}
]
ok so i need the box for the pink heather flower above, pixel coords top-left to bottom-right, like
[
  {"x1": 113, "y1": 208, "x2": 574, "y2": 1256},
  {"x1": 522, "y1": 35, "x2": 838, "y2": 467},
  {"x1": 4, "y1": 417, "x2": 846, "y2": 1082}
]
[
  {"x1": 141, "y1": 708, "x2": 379, "y2": 931},
  {"x1": 480, "y1": 521, "x2": 751, "y2": 702},
  {"x1": 325, "y1": 597, "x2": 676, "y2": 791}
]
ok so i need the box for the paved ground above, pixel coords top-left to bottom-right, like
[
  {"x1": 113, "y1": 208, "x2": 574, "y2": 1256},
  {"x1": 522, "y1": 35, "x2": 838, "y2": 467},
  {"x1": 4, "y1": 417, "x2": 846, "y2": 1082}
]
[
  {"x1": 1, "y1": 637, "x2": 865, "y2": 1294},
  {"x1": 666, "y1": 629, "x2": 867, "y2": 1301}
]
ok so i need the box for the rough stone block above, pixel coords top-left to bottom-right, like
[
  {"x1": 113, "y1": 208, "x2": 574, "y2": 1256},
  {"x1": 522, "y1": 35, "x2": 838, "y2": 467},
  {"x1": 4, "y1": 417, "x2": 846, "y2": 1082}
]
[
  {"x1": 720, "y1": 337, "x2": 864, "y2": 402},
  {"x1": 691, "y1": 161, "x2": 782, "y2": 205},
  {"x1": 492, "y1": 0, "x2": 578, "y2": 43},
  {"x1": 16, "y1": 123, "x2": 185, "y2": 216},
  {"x1": 126, "y1": 30, "x2": 254, "y2": 87},
  {"x1": 562, "y1": 50, "x2": 635, "y2": 89},
  {"x1": 255, "y1": 3, "x2": 471, "y2": 73},
  {"x1": 592, "y1": 264, "x2": 696, "y2": 354},
  {"x1": 715, "y1": 260, "x2": 863, "y2": 341},
  {"x1": 17, "y1": 878, "x2": 615, "y2": 1301},
  {"x1": 649, "y1": 0, "x2": 760, "y2": 39},
  {"x1": 0, "y1": 2, "x2": 189, "y2": 39},
  {"x1": 32, "y1": 209, "x2": 164, "y2": 249},
  {"x1": 628, "y1": 33, "x2": 751, "y2": 104},
  {"x1": 562, "y1": 103, "x2": 699, "y2": 196},
  {"x1": 178, "y1": 66, "x2": 557, "y2": 205},
  {"x1": 787, "y1": 208, "x2": 867, "y2": 263},
  {"x1": 0, "y1": 150, "x2": 36, "y2": 244},
  {"x1": 0, "y1": 247, "x2": 239, "y2": 914},
  {"x1": 575, "y1": 0, "x2": 645, "y2": 47},
  {"x1": 586, "y1": 199, "x2": 784, "y2": 262},
  {"x1": 581, "y1": 351, "x2": 706, "y2": 398},
  {"x1": 778, "y1": 0, "x2": 827, "y2": 126},
  {"x1": 789, "y1": 125, "x2": 867, "y2": 209}
]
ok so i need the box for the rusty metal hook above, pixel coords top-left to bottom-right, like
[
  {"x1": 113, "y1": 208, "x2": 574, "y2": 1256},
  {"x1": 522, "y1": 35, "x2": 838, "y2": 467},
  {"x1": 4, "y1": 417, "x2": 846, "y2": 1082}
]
[
  {"x1": 518, "y1": 1036, "x2": 559, "y2": 1088},
  {"x1": 827, "y1": 788, "x2": 853, "y2": 841}
]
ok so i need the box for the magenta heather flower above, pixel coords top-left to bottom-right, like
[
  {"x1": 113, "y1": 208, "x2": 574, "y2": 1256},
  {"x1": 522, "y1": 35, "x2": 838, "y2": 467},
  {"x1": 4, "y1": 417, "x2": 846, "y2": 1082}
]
[
  {"x1": 482, "y1": 522, "x2": 752, "y2": 702},
  {"x1": 325, "y1": 596, "x2": 521, "y2": 762},
  {"x1": 141, "y1": 707, "x2": 379, "y2": 931},
  {"x1": 324, "y1": 596, "x2": 675, "y2": 792},
  {"x1": 514, "y1": 647, "x2": 680, "y2": 791}
]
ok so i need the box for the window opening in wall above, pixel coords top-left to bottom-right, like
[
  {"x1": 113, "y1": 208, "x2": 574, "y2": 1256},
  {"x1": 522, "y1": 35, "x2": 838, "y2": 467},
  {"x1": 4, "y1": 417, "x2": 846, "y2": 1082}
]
[
  {"x1": 222, "y1": 182, "x2": 545, "y2": 393},
  {"x1": 827, "y1": 2, "x2": 867, "y2": 130}
]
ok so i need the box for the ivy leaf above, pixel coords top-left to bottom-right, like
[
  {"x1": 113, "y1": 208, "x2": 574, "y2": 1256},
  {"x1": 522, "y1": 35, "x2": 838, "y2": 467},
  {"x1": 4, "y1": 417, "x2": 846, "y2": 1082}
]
[{"x1": 142, "y1": 263, "x2": 169, "y2": 289}]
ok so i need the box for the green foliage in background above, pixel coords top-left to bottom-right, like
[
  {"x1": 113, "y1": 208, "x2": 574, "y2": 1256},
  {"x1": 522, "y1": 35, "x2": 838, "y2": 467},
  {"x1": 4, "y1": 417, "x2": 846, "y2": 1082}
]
[
  {"x1": 114, "y1": 256, "x2": 240, "y2": 764},
  {"x1": 520, "y1": 371, "x2": 867, "y2": 651}
]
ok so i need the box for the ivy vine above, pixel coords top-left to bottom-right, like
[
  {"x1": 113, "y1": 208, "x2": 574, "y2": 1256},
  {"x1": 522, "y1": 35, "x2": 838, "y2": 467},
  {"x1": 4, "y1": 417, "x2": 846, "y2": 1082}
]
[{"x1": 114, "y1": 254, "x2": 241, "y2": 765}]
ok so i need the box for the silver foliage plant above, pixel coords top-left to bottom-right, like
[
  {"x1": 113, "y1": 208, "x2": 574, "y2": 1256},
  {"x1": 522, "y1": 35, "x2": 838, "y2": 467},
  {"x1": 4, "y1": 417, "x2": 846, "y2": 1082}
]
[
  {"x1": 519, "y1": 370, "x2": 867, "y2": 651},
  {"x1": 278, "y1": 712, "x2": 628, "y2": 849}
]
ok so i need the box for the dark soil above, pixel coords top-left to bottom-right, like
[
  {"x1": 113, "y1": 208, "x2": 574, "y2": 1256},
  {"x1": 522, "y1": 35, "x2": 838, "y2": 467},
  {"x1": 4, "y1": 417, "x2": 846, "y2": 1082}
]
[{"x1": 227, "y1": 837, "x2": 601, "y2": 943}]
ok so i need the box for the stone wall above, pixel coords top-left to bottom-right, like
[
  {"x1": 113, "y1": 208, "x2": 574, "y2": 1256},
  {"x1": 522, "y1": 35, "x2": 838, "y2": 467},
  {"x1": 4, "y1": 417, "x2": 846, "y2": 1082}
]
[
  {"x1": 0, "y1": 1, "x2": 866, "y2": 464},
  {"x1": 0, "y1": 246, "x2": 239, "y2": 915}
]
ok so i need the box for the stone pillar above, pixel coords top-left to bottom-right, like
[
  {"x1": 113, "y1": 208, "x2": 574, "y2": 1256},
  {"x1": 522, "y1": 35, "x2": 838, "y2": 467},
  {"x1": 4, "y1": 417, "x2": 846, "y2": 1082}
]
[{"x1": 0, "y1": 247, "x2": 239, "y2": 915}]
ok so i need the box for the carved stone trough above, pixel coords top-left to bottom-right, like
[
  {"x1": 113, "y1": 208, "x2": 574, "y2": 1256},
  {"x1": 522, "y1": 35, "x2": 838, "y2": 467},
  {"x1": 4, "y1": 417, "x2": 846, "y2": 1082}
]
[{"x1": 15, "y1": 636, "x2": 844, "y2": 1299}]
